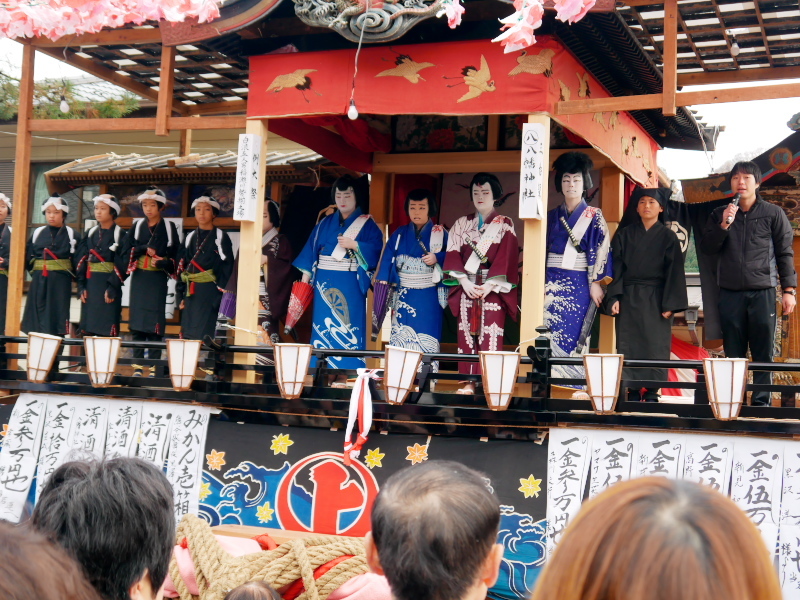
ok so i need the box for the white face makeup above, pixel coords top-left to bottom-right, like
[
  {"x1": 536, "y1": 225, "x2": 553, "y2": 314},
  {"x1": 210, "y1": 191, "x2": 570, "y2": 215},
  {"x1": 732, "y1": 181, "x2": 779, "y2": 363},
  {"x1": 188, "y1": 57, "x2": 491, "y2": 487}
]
[
  {"x1": 472, "y1": 182, "x2": 493, "y2": 214},
  {"x1": 561, "y1": 172, "x2": 584, "y2": 203},
  {"x1": 335, "y1": 187, "x2": 357, "y2": 218}
]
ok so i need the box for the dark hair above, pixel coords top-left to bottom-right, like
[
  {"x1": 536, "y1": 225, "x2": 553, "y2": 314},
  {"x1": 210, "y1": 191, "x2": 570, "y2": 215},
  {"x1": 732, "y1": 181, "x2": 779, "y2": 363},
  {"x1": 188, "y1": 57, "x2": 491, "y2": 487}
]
[
  {"x1": 404, "y1": 189, "x2": 438, "y2": 218},
  {"x1": 470, "y1": 173, "x2": 506, "y2": 206},
  {"x1": 371, "y1": 460, "x2": 500, "y2": 600},
  {"x1": 30, "y1": 458, "x2": 176, "y2": 600},
  {"x1": 553, "y1": 151, "x2": 594, "y2": 195},
  {"x1": 0, "y1": 521, "x2": 103, "y2": 600},
  {"x1": 531, "y1": 478, "x2": 781, "y2": 600},
  {"x1": 224, "y1": 581, "x2": 281, "y2": 600},
  {"x1": 265, "y1": 198, "x2": 281, "y2": 229},
  {"x1": 728, "y1": 161, "x2": 762, "y2": 189},
  {"x1": 331, "y1": 175, "x2": 368, "y2": 213}
]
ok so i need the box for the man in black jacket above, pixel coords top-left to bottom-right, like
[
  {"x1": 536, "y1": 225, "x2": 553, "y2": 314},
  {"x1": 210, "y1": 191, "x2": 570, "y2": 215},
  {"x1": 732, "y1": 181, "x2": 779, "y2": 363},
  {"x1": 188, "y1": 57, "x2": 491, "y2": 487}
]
[{"x1": 701, "y1": 161, "x2": 796, "y2": 406}]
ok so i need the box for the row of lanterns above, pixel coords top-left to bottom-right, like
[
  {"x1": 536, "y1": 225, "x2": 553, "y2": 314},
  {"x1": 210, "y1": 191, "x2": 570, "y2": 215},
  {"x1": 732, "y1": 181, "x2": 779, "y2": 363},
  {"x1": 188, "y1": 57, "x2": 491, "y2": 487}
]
[{"x1": 25, "y1": 333, "x2": 747, "y2": 420}]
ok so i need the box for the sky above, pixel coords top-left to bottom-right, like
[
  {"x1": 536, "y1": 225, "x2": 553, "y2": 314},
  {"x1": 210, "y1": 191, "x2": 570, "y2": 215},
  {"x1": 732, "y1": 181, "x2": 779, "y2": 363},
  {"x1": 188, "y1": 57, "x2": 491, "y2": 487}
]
[{"x1": 0, "y1": 38, "x2": 798, "y2": 182}]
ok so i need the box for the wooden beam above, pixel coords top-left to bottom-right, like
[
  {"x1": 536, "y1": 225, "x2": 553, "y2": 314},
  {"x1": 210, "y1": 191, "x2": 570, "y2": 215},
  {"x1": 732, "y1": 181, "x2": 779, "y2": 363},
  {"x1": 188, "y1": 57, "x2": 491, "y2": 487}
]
[
  {"x1": 30, "y1": 28, "x2": 162, "y2": 47},
  {"x1": 487, "y1": 115, "x2": 500, "y2": 152},
  {"x1": 186, "y1": 100, "x2": 248, "y2": 116},
  {"x1": 35, "y1": 46, "x2": 189, "y2": 116},
  {"x1": 374, "y1": 150, "x2": 609, "y2": 174},
  {"x1": 179, "y1": 128, "x2": 193, "y2": 156},
  {"x1": 662, "y1": 0, "x2": 678, "y2": 117},
  {"x1": 556, "y1": 81, "x2": 800, "y2": 114},
  {"x1": 156, "y1": 45, "x2": 176, "y2": 137},
  {"x1": 8, "y1": 46, "x2": 34, "y2": 337},
  {"x1": 169, "y1": 116, "x2": 246, "y2": 130},
  {"x1": 28, "y1": 116, "x2": 244, "y2": 133},
  {"x1": 598, "y1": 167, "x2": 625, "y2": 354},
  {"x1": 677, "y1": 65, "x2": 800, "y2": 86}
]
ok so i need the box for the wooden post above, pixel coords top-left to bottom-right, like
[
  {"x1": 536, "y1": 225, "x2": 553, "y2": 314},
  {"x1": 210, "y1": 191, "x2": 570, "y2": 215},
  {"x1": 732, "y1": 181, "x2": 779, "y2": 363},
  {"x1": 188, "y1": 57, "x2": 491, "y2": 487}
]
[
  {"x1": 519, "y1": 114, "x2": 550, "y2": 355},
  {"x1": 155, "y1": 45, "x2": 176, "y2": 137},
  {"x1": 233, "y1": 119, "x2": 268, "y2": 382},
  {"x1": 7, "y1": 45, "x2": 35, "y2": 337},
  {"x1": 662, "y1": 0, "x2": 679, "y2": 117},
  {"x1": 598, "y1": 167, "x2": 624, "y2": 353},
  {"x1": 179, "y1": 128, "x2": 193, "y2": 156}
]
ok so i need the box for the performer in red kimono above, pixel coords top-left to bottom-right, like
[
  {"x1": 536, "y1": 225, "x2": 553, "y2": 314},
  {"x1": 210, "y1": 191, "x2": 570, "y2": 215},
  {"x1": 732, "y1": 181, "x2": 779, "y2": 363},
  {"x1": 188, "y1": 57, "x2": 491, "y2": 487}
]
[{"x1": 443, "y1": 173, "x2": 519, "y2": 394}]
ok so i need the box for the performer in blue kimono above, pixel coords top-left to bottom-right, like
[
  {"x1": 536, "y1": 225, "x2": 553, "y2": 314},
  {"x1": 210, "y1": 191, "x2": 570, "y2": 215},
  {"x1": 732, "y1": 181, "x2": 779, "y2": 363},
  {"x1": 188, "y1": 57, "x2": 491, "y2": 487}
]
[
  {"x1": 375, "y1": 189, "x2": 448, "y2": 369},
  {"x1": 294, "y1": 176, "x2": 383, "y2": 374},
  {"x1": 544, "y1": 151, "x2": 613, "y2": 381}
]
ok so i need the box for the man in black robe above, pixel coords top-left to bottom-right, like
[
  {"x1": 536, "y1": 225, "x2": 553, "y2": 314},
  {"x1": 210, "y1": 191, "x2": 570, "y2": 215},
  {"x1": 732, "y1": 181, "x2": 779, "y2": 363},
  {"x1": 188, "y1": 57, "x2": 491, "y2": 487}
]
[{"x1": 607, "y1": 187, "x2": 688, "y2": 402}]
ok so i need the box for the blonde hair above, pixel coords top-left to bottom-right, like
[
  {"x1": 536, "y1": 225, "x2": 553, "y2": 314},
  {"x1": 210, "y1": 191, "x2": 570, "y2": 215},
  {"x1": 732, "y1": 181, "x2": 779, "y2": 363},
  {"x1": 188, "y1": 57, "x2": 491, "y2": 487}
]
[{"x1": 531, "y1": 477, "x2": 781, "y2": 600}]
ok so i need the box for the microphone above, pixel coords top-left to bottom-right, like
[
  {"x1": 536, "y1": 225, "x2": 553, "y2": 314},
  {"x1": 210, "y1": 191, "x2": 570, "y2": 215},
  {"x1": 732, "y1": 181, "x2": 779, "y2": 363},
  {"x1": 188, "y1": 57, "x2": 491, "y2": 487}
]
[{"x1": 726, "y1": 193, "x2": 741, "y2": 224}]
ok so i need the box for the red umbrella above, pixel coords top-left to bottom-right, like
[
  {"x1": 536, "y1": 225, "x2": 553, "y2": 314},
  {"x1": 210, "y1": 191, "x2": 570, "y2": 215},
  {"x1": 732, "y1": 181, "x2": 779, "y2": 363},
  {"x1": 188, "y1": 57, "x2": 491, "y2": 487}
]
[{"x1": 283, "y1": 281, "x2": 314, "y2": 335}]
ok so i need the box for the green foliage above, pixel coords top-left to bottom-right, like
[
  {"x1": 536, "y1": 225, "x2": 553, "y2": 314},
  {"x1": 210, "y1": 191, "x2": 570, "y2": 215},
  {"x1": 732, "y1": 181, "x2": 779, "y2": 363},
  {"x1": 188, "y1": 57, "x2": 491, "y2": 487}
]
[{"x1": 0, "y1": 72, "x2": 139, "y2": 120}]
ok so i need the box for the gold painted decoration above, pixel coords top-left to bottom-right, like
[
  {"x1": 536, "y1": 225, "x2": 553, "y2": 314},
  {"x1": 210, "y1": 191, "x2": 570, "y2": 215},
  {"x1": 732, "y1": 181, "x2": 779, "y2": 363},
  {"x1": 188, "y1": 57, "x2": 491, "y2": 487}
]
[{"x1": 508, "y1": 48, "x2": 555, "y2": 77}]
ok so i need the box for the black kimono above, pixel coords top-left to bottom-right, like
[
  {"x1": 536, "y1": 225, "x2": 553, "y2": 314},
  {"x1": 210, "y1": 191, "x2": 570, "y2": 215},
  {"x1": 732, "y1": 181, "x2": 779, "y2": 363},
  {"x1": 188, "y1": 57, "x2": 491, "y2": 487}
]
[
  {"x1": 21, "y1": 225, "x2": 77, "y2": 336},
  {"x1": 607, "y1": 220, "x2": 688, "y2": 385},
  {"x1": 120, "y1": 218, "x2": 179, "y2": 336},
  {"x1": 75, "y1": 223, "x2": 126, "y2": 336},
  {"x1": 176, "y1": 227, "x2": 233, "y2": 340},
  {"x1": 0, "y1": 224, "x2": 11, "y2": 333}
]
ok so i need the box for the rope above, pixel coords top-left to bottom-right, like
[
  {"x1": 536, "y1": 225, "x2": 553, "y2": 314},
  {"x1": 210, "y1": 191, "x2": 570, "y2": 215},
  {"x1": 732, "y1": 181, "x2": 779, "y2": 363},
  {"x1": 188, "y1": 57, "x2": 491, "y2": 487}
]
[{"x1": 171, "y1": 515, "x2": 368, "y2": 600}]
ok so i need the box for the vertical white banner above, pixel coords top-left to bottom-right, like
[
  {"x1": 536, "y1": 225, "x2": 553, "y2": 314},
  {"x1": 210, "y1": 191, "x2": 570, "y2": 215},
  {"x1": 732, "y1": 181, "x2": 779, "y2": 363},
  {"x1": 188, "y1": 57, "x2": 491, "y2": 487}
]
[
  {"x1": 634, "y1": 432, "x2": 686, "y2": 479},
  {"x1": 137, "y1": 404, "x2": 177, "y2": 468},
  {"x1": 35, "y1": 400, "x2": 77, "y2": 499},
  {"x1": 682, "y1": 436, "x2": 733, "y2": 496},
  {"x1": 545, "y1": 429, "x2": 593, "y2": 558},
  {"x1": 233, "y1": 133, "x2": 260, "y2": 222},
  {"x1": 518, "y1": 122, "x2": 545, "y2": 220},
  {"x1": 106, "y1": 402, "x2": 144, "y2": 459},
  {"x1": 589, "y1": 430, "x2": 637, "y2": 499},
  {"x1": 166, "y1": 406, "x2": 211, "y2": 522},
  {"x1": 779, "y1": 442, "x2": 800, "y2": 599},
  {"x1": 0, "y1": 394, "x2": 48, "y2": 522},
  {"x1": 731, "y1": 439, "x2": 783, "y2": 554}
]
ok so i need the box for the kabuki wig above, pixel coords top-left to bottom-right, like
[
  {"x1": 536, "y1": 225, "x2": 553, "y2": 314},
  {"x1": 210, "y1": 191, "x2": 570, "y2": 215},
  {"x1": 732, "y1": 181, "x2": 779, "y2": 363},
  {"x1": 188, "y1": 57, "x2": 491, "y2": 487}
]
[
  {"x1": 471, "y1": 172, "x2": 510, "y2": 207},
  {"x1": 331, "y1": 175, "x2": 369, "y2": 214},
  {"x1": 553, "y1": 151, "x2": 594, "y2": 197}
]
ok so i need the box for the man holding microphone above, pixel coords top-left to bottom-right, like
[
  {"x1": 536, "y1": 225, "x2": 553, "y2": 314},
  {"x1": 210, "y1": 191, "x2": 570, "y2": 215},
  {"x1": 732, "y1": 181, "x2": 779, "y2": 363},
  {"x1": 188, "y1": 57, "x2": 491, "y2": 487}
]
[{"x1": 701, "y1": 161, "x2": 796, "y2": 406}]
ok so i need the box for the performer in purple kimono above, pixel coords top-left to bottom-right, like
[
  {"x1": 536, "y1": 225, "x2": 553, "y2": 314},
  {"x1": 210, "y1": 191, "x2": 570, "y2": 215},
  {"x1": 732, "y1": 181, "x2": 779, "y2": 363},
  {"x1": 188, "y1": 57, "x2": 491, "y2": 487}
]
[
  {"x1": 375, "y1": 189, "x2": 448, "y2": 368},
  {"x1": 293, "y1": 176, "x2": 383, "y2": 372},
  {"x1": 544, "y1": 152, "x2": 613, "y2": 380}
]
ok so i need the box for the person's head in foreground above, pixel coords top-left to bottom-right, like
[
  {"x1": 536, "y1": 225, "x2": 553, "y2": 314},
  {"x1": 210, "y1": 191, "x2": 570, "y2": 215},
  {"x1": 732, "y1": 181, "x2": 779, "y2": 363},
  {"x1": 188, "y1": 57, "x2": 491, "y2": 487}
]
[
  {"x1": 30, "y1": 458, "x2": 176, "y2": 600},
  {"x1": 0, "y1": 520, "x2": 102, "y2": 600},
  {"x1": 365, "y1": 460, "x2": 503, "y2": 600},
  {"x1": 224, "y1": 581, "x2": 281, "y2": 600},
  {"x1": 530, "y1": 477, "x2": 782, "y2": 600}
]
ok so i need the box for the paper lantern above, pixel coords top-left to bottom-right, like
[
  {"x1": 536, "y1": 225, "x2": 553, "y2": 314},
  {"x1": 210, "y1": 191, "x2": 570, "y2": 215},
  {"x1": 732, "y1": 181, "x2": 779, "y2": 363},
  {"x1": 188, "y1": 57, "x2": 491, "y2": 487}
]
[
  {"x1": 83, "y1": 336, "x2": 121, "y2": 388},
  {"x1": 274, "y1": 343, "x2": 313, "y2": 399},
  {"x1": 583, "y1": 354, "x2": 624, "y2": 414},
  {"x1": 26, "y1": 332, "x2": 63, "y2": 383},
  {"x1": 383, "y1": 345, "x2": 423, "y2": 405},
  {"x1": 166, "y1": 339, "x2": 202, "y2": 392},
  {"x1": 480, "y1": 351, "x2": 521, "y2": 411},
  {"x1": 703, "y1": 358, "x2": 748, "y2": 420}
]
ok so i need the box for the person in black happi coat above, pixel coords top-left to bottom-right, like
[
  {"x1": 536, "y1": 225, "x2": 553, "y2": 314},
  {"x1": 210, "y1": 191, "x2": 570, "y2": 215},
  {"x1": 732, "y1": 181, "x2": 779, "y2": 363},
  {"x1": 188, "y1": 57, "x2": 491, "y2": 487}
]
[
  {"x1": 120, "y1": 188, "x2": 180, "y2": 377},
  {"x1": 75, "y1": 194, "x2": 126, "y2": 337},
  {"x1": 176, "y1": 196, "x2": 233, "y2": 341},
  {"x1": 607, "y1": 187, "x2": 688, "y2": 402},
  {"x1": 21, "y1": 195, "x2": 77, "y2": 336},
  {"x1": 0, "y1": 194, "x2": 12, "y2": 333}
]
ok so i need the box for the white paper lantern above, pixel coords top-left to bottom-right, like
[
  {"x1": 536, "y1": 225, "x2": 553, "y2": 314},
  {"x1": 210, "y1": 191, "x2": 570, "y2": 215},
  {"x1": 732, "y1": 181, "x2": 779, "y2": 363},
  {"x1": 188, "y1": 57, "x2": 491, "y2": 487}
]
[
  {"x1": 703, "y1": 357, "x2": 748, "y2": 420},
  {"x1": 383, "y1": 345, "x2": 423, "y2": 405},
  {"x1": 583, "y1": 354, "x2": 624, "y2": 414},
  {"x1": 26, "y1": 332, "x2": 63, "y2": 383},
  {"x1": 166, "y1": 339, "x2": 202, "y2": 392},
  {"x1": 84, "y1": 336, "x2": 121, "y2": 387},
  {"x1": 274, "y1": 343, "x2": 313, "y2": 399},
  {"x1": 480, "y1": 351, "x2": 521, "y2": 411}
]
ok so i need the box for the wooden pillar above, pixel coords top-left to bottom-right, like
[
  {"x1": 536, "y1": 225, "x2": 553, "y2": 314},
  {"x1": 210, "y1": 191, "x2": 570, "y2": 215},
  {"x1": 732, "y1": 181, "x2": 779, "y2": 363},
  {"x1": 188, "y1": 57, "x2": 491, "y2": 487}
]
[
  {"x1": 179, "y1": 128, "x2": 192, "y2": 156},
  {"x1": 598, "y1": 167, "x2": 624, "y2": 353},
  {"x1": 155, "y1": 45, "x2": 176, "y2": 137},
  {"x1": 367, "y1": 171, "x2": 391, "y2": 363},
  {"x1": 7, "y1": 45, "x2": 35, "y2": 337},
  {"x1": 662, "y1": 0, "x2": 678, "y2": 117},
  {"x1": 233, "y1": 119, "x2": 268, "y2": 382},
  {"x1": 519, "y1": 114, "x2": 550, "y2": 354}
]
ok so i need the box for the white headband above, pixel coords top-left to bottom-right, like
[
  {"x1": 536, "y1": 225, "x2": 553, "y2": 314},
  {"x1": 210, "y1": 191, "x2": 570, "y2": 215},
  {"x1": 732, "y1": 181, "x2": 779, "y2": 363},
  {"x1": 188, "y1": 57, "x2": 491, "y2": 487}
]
[
  {"x1": 0, "y1": 193, "x2": 11, "y2": 209},
  {"x1": 137, "y1": 189, "x2": 166, "y2": 204},
  {"x1": 92, "y1": 194, "x2": 121, "y2": 214},
  {"x1": 42, "y1": 196, "x2": 69, "y2": 214},
  {"x1": 191, "y1": 196, "x2": 220, "y2": 210}
]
